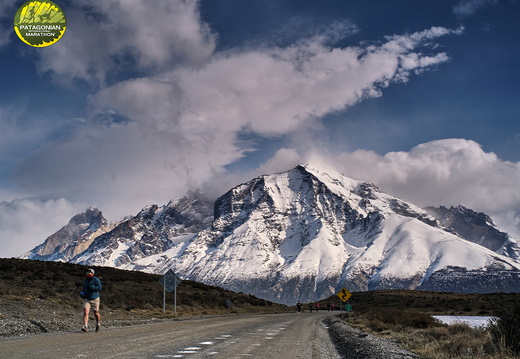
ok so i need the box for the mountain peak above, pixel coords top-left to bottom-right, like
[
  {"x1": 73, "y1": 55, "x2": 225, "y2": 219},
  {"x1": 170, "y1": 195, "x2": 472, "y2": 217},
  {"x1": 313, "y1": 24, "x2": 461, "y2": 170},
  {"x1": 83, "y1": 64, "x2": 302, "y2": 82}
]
[
  {"x1": 426, "y1": 205, "x2": 514, "y2": 254},
  {"x1": 21, "y1": 207, "x2": 110, "y2": 261}
]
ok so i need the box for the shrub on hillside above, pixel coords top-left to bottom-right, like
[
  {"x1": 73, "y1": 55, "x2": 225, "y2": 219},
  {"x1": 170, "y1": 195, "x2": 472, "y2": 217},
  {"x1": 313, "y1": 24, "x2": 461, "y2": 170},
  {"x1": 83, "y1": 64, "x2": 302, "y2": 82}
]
[
  {"x1": 489, "y1": 302, "x2": 520, "y2": 355},
  {"x1": 365, "y1": 308, "x2": 439, "y2": 330}
]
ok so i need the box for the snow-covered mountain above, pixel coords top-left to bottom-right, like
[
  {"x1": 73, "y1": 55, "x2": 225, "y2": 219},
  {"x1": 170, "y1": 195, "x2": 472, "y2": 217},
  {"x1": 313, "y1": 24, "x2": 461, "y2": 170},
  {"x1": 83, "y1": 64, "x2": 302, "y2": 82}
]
[
  {"x1": 425, "y1": 205, "x2": 520, "y2": 260},
  {"x1": 23, "y1": 165, "x2": 520, "y2": 305},
  {"x1": 20, "y1": 207, "x2": 114, "y2": 262},
  {"x1": 157, "y1": 165, "x2": 520, "y2": 304},
  {"x1": 71, "y1": 190, "x2": 214, "y2": 270}
]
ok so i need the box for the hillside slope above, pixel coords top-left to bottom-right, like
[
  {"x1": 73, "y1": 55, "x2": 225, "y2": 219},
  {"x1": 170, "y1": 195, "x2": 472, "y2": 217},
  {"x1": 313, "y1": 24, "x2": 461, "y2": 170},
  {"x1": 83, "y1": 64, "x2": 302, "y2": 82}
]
[{"x1": 0, "y1": 258, "x2": 287, "y2": 337}]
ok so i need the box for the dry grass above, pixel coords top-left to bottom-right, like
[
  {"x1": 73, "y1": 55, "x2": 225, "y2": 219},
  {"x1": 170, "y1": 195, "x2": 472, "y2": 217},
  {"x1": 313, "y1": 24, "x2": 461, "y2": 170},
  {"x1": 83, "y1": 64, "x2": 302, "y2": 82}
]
[
  {"x1": 319, "y1": 289, "x2": 518, "y2": 316},
  {"x1": 306, "y1": 289, "x2": 520, "y2": 358},
  {"x1": 340, "y1": 306, "x2": 520, "y2": 359},
  {"x1": 311, "y1": 288, "x2": 520, "y2": 358},
  {"x1": 0, "y1": 258, "x2": 289, "y2": 319}
]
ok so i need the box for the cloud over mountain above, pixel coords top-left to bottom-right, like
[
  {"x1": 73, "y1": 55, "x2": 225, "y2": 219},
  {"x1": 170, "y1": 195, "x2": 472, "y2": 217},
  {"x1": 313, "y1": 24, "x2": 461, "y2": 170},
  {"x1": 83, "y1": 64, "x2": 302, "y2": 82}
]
[
  {"x1": 334, "y1": 139, "x2": 520, "y2": 212},
  {"x1": 12, "y1": 5, "x2": 462, "y2": 220},
  {"x1": 36, "y1": 0, "x2": 216, "y2": 84},
  {"x1": 1, "y1": 0, "x2": 517, "y2": 259}
]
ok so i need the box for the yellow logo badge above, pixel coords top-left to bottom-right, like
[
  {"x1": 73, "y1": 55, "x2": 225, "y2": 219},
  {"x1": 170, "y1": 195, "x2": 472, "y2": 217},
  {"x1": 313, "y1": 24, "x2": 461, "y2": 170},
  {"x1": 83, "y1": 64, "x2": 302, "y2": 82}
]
[{"x1": 14, "y1": 1, "x2": 67, "y2": 47}]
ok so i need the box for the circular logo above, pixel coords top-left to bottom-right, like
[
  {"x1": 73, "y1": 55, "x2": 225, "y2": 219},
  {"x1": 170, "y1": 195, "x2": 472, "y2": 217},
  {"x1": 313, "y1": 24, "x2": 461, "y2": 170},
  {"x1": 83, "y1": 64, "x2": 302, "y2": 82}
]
[{"x1": 13, "y1": 1, "x2": 67, "y2": 47}]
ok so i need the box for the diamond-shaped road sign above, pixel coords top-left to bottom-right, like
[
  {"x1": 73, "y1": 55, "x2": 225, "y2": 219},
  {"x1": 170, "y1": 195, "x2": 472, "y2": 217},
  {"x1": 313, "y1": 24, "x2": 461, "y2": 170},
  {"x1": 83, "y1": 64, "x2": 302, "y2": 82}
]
[
  {"x1": 159, "y1": 269, "x2": 182, "y2": 293},
  {"x1": 337, "y1": 287, "x2": 352, "y2": 302}
]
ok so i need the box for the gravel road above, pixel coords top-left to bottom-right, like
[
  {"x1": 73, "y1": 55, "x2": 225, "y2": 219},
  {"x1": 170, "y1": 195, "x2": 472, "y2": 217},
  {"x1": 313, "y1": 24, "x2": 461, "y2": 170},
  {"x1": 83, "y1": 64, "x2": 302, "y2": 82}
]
[{"x1": 0, "y1": 311, "x2": 418, "y2": 359}]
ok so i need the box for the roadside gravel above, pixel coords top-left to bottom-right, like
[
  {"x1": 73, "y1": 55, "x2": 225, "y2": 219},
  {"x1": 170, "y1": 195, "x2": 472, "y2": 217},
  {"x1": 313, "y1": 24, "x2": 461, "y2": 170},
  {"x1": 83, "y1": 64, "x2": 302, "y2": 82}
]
[
  {"x1": 325, "y1": 316, "x2": 419, "y2": 359},
  {"x1": 0, "y1": 297, "x2": 186, "y2": 337}
]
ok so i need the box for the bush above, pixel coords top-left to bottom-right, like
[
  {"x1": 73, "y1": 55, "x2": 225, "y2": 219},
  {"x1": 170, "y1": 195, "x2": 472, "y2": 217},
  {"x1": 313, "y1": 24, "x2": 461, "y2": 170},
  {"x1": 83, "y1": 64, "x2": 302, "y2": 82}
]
[
  {"x1": 489, "y1": 302, "x2": 520, "y2": 354},
  {"x1": 365, "y1": 308, "x2": 439, "y2": 330},
  {"x1": 440, "y1": 325, "x2": 487, "y2": 358}
]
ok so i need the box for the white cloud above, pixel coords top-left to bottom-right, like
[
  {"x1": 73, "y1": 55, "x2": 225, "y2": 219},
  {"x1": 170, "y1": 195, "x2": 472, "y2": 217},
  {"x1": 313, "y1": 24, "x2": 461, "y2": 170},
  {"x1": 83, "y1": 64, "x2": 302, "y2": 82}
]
[
  {"x1": 74, "y1": 24, "x2": 459, "y2": 210},
  {"x1": 332, "y1": 139, "x2": 520, "y2": 236},
  {"x1": 0, "y1": 198, "x2": 82, "y2": 258},
  {"x1": 453, "y1": 0, "x2": 499, "y2": 17},
  {"x1": 37, "y1": 0, "x2": 216, "y2": 84},
  {"x1": 255, "y1": 148, "x2": 303, "y2": 175},
  {"x1": 12, "y1": 120, "x2": 239, "y2": 221},
  {"x1": 16, "y1": 24, "x2": 460, "y2": 211},
  {"x1": 145, "y1": 24, "x2": 458, "y2": 137}
]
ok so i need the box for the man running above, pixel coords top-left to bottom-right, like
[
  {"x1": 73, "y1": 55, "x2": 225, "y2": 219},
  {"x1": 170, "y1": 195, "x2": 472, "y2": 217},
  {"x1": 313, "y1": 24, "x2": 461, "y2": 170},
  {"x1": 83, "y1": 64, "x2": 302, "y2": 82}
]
[{"x1": 81, "y1": 268, "x2": 102, "y2": 332}]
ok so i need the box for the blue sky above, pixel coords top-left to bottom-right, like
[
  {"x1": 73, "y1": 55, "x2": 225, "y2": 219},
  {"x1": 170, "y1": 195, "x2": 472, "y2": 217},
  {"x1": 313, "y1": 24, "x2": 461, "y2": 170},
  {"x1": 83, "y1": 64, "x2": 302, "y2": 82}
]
[{"x1": 0, "y1": 0, "x2": 519, "y2": 257}]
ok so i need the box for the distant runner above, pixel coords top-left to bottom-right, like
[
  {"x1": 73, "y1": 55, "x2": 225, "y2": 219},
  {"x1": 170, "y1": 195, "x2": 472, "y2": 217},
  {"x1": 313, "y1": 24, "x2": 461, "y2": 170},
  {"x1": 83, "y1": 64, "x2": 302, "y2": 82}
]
[{"x1": 81, "y1": 268, "x2": 102, "y2": 332}]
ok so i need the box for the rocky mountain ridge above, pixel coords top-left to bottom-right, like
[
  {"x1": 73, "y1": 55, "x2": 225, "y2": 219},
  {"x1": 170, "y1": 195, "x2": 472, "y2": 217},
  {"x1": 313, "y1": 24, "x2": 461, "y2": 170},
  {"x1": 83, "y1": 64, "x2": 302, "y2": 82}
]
[
  {"x1": 23, "y1": 165, "x2": 520, "y2": 304},
  {"x1": 20, "y1": 208, "x2": 116, "y2": 262},
  {"x1": 71, "y1": 190, "x2": 214, "y2": 270},
  {"x1": 425, "y1": 205, "x2": 519, "y2": 259}
]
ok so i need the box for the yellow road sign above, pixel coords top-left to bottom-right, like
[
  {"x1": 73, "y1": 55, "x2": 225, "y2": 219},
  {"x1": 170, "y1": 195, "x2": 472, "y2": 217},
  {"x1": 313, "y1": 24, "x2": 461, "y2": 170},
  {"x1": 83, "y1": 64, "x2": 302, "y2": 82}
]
[{"x1": 337, "y1": 287, "x2": 352, "y2": 302}]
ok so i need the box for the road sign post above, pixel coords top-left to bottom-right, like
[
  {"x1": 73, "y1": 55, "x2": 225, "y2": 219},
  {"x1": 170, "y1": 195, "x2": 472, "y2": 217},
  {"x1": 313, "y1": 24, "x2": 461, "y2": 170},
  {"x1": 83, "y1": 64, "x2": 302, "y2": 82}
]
[
  {"x1": 336, "y1": 287, "x2": 352, "y2": 312},
  {"x1": 159, "y1": 269, "x2": 182, "y2": 313}
]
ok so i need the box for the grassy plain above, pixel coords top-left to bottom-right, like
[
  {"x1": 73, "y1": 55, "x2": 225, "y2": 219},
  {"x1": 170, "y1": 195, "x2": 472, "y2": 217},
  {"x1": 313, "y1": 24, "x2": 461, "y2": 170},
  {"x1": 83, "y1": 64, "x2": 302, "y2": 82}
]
[{"x1": 318, "y1": 290, "x2": 520, "y2": 359}]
